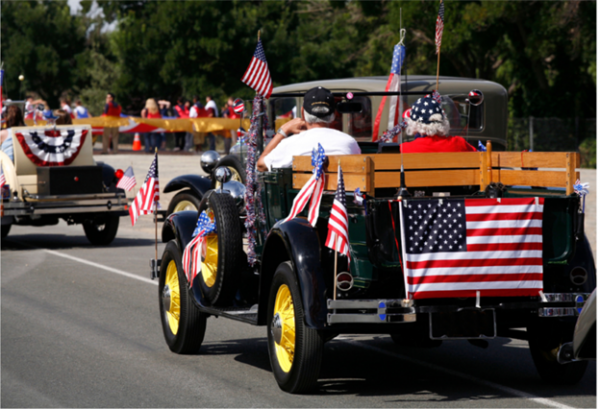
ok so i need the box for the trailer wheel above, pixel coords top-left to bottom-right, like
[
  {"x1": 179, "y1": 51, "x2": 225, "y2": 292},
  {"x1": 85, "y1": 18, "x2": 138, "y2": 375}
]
[
  {"x1": 83, "y1": 215, "x2": 119, "y2": 245},
  {"x1": 159, "y1": 240, "x2": 207, "y2": 354},
  {"x1": 528, "y1": 319, "x2": 588, "y2": 384},
  {"x1": 267, "y1": 261, "x2": 323, "y2": 393},
  {"x1": 167, "y1": 190, "x2": 202, "y2": 215},
  {"x1": 197, "y1": 192, "x2": 243, "y2": 306},
  {"x1": 1, "y1": 223, "x2": 11, "y2": 239}
]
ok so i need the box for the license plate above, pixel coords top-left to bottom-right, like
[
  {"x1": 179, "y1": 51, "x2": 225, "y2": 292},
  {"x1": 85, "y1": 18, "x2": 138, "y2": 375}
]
[{"x1": 429, "y1": 309, "x2": 496, "y2": 339}]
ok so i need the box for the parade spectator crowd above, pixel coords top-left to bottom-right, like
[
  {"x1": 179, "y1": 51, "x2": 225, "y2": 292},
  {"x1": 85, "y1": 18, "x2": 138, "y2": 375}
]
[{"x1": 2, "y1": 92, "x2": 246, "y2": 155}]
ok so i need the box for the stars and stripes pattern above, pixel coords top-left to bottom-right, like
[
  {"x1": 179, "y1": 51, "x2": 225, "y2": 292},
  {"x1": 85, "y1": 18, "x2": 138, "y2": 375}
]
[
  {"x1": 399, "y1": 197, "x2": 544, "y2": 300},
  {"x1": 325, "y1": 166, "x2": 350, "y2": 259},
  {"x1": 435, "y1": 0, "x2": 445, "y2": 54},
  {"x1": 182, "y1": 211, "x2": 217, "y2": 285},
  {"x1": 241, "y1": 40, "x2": 273, "y2": 99},
  {"x1": 15, "y1": 128, "x2": 88, "y2": 166},
  {"x1": 283, "y1": 143, "x2": 325, "y2": 227},
  {"x1": 116, "y1": 166, "x2": 136, "y2": 192},
  {"x1": 372, "y1": 44, "x2": 405, "y2": 142},
  {"x1": 129, "y1": 152, "x2": 160, "y2": 226},
  {"x1": 233, "y1": 99, "x2": 245, "y2": 114}
]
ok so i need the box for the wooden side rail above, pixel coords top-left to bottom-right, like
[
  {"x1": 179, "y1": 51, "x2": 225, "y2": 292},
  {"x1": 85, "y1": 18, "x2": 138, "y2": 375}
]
[{"x1": 292, "y1": 145, "x2": 580, "y2": 195}]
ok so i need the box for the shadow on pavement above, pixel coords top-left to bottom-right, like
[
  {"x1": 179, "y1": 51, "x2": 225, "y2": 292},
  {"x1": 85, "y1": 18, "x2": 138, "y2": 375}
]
[{"x1": 1, "y1": 234, "x2": 156, "y2": 251}]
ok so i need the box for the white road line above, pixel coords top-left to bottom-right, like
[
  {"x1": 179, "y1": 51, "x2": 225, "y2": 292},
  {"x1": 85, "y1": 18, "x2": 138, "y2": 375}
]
[
  {"x1": 341, "y1": 340, "x2": 575, "y2": 409},
  {"x1": 38, "y1": 246, "x2": 574, "y2": 408},
  {"x1": 43, "y1": 249, "x2": 158, "y2": 286}
]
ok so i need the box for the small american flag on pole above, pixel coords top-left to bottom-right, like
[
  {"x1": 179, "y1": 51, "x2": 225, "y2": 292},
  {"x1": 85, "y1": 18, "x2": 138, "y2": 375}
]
[
  {"x1": 129, "y1": 152, "x2": 160, "y2": 226},
  {"x1": 283, "y1": 144, "x2": 325, "y2": 227},
  {"x1": 435, "y1": 0, "x2": 445, "y2": 54},
  {"x1": 116, "y1": 166, "x2": 136, "y2": 192},
  {"x1": 325, "y1": 166, "x2": 350, "y2": 259},
  {"x1": 241, "y1": 39, "x2": 273, "y2": 99},
  {"x1": 182, "y1": 211, "x2": 216, "y2": 285},
  {"x1": 400, "y1": 197, "x2": 544, "y2": 300}
]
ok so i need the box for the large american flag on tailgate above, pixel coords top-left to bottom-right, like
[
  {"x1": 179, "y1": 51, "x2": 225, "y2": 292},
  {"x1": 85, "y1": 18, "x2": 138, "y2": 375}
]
[
  {"x1": 129, "y1": 152, "x2": 160, "y2": 226},
  {"x1": 241, "y1": 39, "x2": 273, "y2": 99},
  {"x1": 399, "y1": 198, "x2": 544, "y2": 300}
]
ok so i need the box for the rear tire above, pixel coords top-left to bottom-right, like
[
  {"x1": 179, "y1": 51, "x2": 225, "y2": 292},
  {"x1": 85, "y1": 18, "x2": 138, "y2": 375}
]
[
  {"x1": 83, "y1": 215, "x2": 119, "y2": 245},
  {"x1": 267, "y1": 261, "x2": 323, "y2": 393},
  {"x1": 528, "y1": 319, "x2": 588, "y2": 384},
  {"x1": 159, "y1": 240, "x2": 207, "y2": 354}
]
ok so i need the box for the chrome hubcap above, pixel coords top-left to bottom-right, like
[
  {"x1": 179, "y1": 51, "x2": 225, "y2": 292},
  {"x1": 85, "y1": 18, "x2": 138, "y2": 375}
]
[
  {"x1": 162, "y1": 285, "x2": 172, "y2": 312},
  {"x1": 271, "y1": 312, "x2": 283, "y2": 345}
]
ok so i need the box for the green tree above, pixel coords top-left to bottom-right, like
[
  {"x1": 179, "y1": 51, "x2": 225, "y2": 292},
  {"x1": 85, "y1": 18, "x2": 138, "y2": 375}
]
[{"x1": 0, "y1": 0, "x2": 89, "y2": 107}]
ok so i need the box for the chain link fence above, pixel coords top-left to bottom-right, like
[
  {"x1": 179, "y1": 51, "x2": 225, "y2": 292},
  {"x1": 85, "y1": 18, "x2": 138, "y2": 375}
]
[{"x1": 507, "y1": 117, "x2": 596, "y2": 168}]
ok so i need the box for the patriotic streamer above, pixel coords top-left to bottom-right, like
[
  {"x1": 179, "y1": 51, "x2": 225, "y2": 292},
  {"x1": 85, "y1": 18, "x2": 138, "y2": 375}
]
[
  {"x1": 14, "y1": 128, "x2": 88, "y2": 166},
  {"x1": 182, "y1": 211, "x2": 217, "y2": 285},
  {"x1": 283, "y1": 143, "x2": 326, "y2": 227},
  {"x1": 378, "y1": 121, "x2": 407, "y2": 143},
  {"x1": 573, "y1": 179, "x2": 589, "y2": 214},
  {"x1": 244, "y1": 96, "x2": 268, "y2": 266}
]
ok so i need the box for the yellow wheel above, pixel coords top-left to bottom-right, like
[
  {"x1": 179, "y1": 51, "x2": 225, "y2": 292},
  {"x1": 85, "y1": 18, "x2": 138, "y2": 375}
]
[
  {"x1": 197, "y1": 192, "x2": 244, "y2": 306},
  {"x1": 159, "y1": 240, "x2": 207, "y2": 354},
  {"x1": 267, "y1": 261, "x2": 323, "y2": 393},
  {"x1": 273, "y1": 284, "x2": 295, "y2": 373},
  {"x1": 167, "y1": 191, "x2": 201, "y2": 216}
]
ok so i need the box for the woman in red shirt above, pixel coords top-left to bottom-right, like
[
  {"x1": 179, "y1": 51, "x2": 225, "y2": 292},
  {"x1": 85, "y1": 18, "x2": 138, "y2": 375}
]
[
  {"x1": 400, "y1": 95, "x2": 476, "y2": 153},
  {"x1": 141, "y1": 98, "x2": 162, "y2": 152}
]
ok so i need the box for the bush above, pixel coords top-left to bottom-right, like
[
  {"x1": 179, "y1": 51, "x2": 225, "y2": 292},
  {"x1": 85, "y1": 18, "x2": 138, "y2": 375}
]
[{"x1": 579, "y1": 138, "x2": 596, "y2": 169}]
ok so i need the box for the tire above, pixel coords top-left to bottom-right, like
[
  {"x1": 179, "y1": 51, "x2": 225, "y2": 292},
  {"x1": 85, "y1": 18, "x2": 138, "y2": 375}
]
[
  {"x1": 212, "y1": 155, "x2": 246, "y2": 189},
  {"x1": 1, "y1": 223, "x2": 11, "y2": 239},
  {"x1": 267, "y1": 261, "x2": 323, "y2": 393},
  {"x1": 159, "y1": 240, "x2": 207, "y2": 354},
  {"x1": 528, "y1": 319, "x2": 588, "y2": 384},
  {"x1": 167, "y1": 190, "x2": 202, "y2": 215},
  {"x1": 83, "y1": 215, "x2": 119, "y2": 245},
  {"x1": 196, "y1": 192, "x2": 244, "y2": 306}
]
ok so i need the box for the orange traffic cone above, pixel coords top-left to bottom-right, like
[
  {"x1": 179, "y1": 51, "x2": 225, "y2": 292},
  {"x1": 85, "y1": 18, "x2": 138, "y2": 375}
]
[{"x1": 132, "y1": 133, "x2": 142, "y2": 151}]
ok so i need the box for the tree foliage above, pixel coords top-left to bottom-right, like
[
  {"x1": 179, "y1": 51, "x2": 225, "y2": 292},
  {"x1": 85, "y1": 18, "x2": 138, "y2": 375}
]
[{"x1": 1, "y1": 1, "x2": 595, "y2": 119}]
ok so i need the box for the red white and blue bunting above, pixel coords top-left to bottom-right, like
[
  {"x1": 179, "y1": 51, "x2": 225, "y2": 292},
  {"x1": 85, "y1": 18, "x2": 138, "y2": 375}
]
[{"x1": 14, "y1": 128, "x2": 88, "y2": 166}]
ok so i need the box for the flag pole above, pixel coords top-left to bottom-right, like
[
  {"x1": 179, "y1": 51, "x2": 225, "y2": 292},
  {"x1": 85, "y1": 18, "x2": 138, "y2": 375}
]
[
  {"x1": 435, "y1": 0, "x2": 442, "y2": 91},
  {"x1": 154, "y1": 147, "x2": 158, "y2": 264}
]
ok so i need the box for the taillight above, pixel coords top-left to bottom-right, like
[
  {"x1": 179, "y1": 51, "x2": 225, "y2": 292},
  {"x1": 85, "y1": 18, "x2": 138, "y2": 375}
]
[
  {"x1": 569, "y1": 267, "x2": 588, "y2": 286},
  {"x1": 115, "y1": 169, "x2": 124, "y2": 180}
]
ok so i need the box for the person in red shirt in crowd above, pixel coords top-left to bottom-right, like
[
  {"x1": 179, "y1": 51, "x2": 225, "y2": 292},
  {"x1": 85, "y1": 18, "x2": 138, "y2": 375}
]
[
  {"x1": 141, "y1": 98, "x2": 162, "y2": 152},
  {"x1": 102, "y1": 93, "x2": 122, "y2": 154},
  {"x1": 173, "y1": 97, "x2": 189, "y2": 151},
  {"x1": 221, "y1": 97, "x2": 241, "y2": 152},
  {"x1": 400, "y1": 95, "x2": 476, "y2": 153}
]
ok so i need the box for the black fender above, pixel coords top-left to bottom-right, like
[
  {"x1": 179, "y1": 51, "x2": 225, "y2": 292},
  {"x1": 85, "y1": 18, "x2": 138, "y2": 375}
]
[
  {"x1": 258, "y1": 218, "x2": 328, "y2": 329},
  {"x1": 161, "y1": 210, "x2": 198, "y2": 247},
  {"x1": 164, "y1": 174, "x2": 212, "y2": 198}
]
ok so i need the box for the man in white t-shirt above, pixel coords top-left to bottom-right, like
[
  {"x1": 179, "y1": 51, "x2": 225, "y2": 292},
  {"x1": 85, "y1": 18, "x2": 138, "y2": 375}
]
[{"x1": 257, "y1": 86, "x2": 361, "y2": 171}]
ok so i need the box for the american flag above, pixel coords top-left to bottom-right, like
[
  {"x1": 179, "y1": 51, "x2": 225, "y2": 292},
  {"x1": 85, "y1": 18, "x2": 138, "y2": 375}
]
[
  {"x1": 116, "y1": 166, "x2": 136, "y2": 192},
  {"x1": 400, "y1": 197, "x2": 544, "y2": 300},
  {"x1": 435, "y1": 0, "x2": 445, "y2": 54},
  {"x1": 241, "y1": 40, "x2": 273, "y2": 99},
  {"x1": 372, "y1": 44, "x2": 405, "y2": 142},
  {"x1": 325, "y1": 166, "x2": 350, "y2": 258},
  {"x1": 283, "y1": 143, "x2": 325, "y2": 227},
  {"x1": 0, "y1": 164, "x2": 5, "y2": 188},
  {"x1": 233, "y1": 99, "x2": 245, "y2": 114},
  {"x1": 129, "y1": 152, "x2": 160, "y2": 226},
  {"x1": 182, "y1": 211, "x2": 217, "y2": 285}
]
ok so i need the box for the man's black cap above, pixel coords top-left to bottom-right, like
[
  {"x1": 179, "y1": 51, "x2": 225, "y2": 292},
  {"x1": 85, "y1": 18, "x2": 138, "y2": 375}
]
[{"x1": 303, "y1": 86, "x2": 336, "y2": 118}]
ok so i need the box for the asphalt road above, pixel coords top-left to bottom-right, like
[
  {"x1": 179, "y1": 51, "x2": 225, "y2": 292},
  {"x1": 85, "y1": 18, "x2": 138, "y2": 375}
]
[{"x1": 1, "y1": 154, "x2": 597, "y2": 408}]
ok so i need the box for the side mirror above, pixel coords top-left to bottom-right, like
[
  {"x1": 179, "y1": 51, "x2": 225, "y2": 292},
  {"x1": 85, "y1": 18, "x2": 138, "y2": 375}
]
[{"x1": 468, "y1": 89, "x2": 484, "y2": 106}]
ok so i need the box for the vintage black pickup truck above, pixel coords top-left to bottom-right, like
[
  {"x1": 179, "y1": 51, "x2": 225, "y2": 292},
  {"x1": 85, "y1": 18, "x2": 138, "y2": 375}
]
[{"x1": 153, "y1": 79, "x2": 595, "y2": 393}]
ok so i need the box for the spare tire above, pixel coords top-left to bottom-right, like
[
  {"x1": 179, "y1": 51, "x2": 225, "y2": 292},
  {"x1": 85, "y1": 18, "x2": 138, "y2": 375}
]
[{"x1": 195, "y1": 191, "x2": 244, "y2": 306}]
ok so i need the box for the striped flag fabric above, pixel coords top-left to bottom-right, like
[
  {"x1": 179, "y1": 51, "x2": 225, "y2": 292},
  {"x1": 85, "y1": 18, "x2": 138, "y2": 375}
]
[
  {"x1": 325, "y1": 166, "x2": 350, "y2": 259},
  {"x1": 116, "y1": 166, "x2": 136, "y2": 192},
  {"x1": 400, "y1": 197, "x2": 544, "y2": 300},
  {"x1": 283, "y1": 144, "x2": 325, "y2": 227},
  {"x1": 129, "y1": 152, "x2": 160, "y2": 226},
  {"x1": 372, "y1": 43, "x2": 405, "y2": 141},
  {"x1": 233, "y1": 98, "x2": 245, "y2": 114},
  {"x1": 435, "y1": 0, "x2": 445, "y2": 54},
  {"x1": 182, "y1": 211, "x2": 216, "y2": 285},
  {"x1": 241, "y1": 39, "x2": 273, "y2": 99},
  {"x1": 0, "y1": 164, "x2": 5, "y2": 188}
]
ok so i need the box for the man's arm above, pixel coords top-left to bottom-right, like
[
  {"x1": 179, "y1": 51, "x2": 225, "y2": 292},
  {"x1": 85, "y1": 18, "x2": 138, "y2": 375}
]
[{"x1": 256, "y1": 118, "x2": 307, "y2": 172}]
